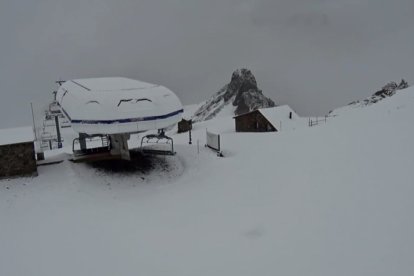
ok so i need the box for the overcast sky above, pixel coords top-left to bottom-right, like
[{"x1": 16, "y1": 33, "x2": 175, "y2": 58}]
[{"x1": 1, "y1": 0, "x2": 413, "y2": 128}]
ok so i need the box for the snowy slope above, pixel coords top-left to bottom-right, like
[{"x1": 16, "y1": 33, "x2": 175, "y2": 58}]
[
  {"x1": 181, "y1": 103, "x2": 202, "y2": 120},
  {"x1": 331, "y1": 80, "x2": 409, "y2": 116},
  {"x1": 1, "y1": 87, "x2": 414, "y2": 276}
]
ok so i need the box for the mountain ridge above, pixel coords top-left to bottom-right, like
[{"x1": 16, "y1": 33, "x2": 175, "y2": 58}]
[{"x1": 192, "y1": 69, "x2": 276, "y2": 122}]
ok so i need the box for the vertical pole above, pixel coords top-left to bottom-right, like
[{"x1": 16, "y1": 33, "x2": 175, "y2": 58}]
[
  {"x1": 31, "y1": 102, "x2": 46, "y2": 160},
  {"x1": 30, "y1": 103, "x2": 38, "y2": 141},
  {"x1": 54, "y1": 115, "x2": 62, "y2": 148},
  {"x1": 189, "y1": 129, "x2": 192, "y2": 144}
]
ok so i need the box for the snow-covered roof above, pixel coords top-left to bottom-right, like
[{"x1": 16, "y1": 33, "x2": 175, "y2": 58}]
[
  {"x1": 68, "y1": 77, "x2": 157, "y2": 92},
  {"x1": 56, "y1": 77, "x2": 183, "y2": 135},
  {"x1": 0, "y1": 126, "x2": 34, "y2": 146},
  {"x1": 258, "y1": 105, "x2": 299, "y2": 126},
  {"x1": 259, "y1": 105, "x2": 304, "y2": 131}
]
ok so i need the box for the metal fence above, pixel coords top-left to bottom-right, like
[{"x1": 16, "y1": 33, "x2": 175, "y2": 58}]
[{"x1": 308, "y1": 115, "x2": 336, "y2": 127}]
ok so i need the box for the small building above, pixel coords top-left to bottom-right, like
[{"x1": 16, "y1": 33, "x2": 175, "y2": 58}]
[
  {"x1": 0, "y1": 126, "x2": 38, "y2": 179},
  {"x1": 234, "y1": 105, "x2": 298, "y2": 132},
  {"x1": 177, "y1": 119, "x2": 193, "y2": 133}
]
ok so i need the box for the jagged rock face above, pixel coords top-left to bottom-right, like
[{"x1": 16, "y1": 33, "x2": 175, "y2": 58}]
[
  {"x1": 192, "y1": 69, "x2": 276, "y2": 122},
  {"x1": 348, "y1": 79, "x2": 410, "y2": 107},
  {"x1": 373, "y1": 79, "x2": 408, "y2": 98}
]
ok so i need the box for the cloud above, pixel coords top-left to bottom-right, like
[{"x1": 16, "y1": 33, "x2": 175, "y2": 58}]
[{"x1": 0, "y1": 0, "x2": 413, "y2": 127}]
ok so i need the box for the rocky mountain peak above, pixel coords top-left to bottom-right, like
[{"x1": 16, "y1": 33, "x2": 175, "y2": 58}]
[
  {"x1": 192, "y1": 69, "x2": 276, "y2": 122},
  {"x1": 229, "y1": 69, "x2": 258, "y2": 93}
]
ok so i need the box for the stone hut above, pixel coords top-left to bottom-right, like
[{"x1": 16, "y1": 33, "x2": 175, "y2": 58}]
[
  {"x1": 0, "y1": 127, "x2": 38, "y2": 178},
  {"x1": 177, "y1": 119, "x2": 193, "y2": 133},
  {"x1": 234, "y1": 105, "x2": 298, "y2": 132}
]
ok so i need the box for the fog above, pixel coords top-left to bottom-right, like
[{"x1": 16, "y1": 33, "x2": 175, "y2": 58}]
[{"x1": 1, "y1": 0, "x2": 413, "y2": 128}]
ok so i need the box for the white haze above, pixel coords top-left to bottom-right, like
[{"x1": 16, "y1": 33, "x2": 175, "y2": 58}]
[{"x1": 0, "y1": 0, "x2": 413, "y2": 127}]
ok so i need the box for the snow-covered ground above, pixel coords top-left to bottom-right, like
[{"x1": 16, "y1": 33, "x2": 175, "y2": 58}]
[{"x1": 1, "y1": 87, "x2": 414, "y2": 276}]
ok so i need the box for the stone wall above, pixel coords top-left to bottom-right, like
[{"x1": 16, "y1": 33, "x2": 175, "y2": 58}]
[
  {"x1": 235, "y1": 110, "x2": 277, "y2": 132},
  {"x1": 0, "y1": 142, "x2": 38, "y2": 178}
]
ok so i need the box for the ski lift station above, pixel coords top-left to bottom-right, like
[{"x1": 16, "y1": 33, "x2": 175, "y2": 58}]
[{"x1": 56, "y1": 77, "x2": 183, "y2": 161}]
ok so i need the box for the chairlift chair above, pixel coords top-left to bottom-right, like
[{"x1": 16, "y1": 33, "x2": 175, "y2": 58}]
[{"x1": 140, "y1": 129, "x2": 175, "y2": 156}]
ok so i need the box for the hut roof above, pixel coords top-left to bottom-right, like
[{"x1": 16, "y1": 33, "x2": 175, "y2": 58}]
[{"x1": 258, "y1": 105, "x2": 299, "y2": 124}]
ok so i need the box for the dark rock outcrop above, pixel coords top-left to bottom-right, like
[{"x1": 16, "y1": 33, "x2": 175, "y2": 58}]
[
  {"x1": 348, "y1": 79, "x2": 410, "y2": 107},
  {"x1": 192, "y1": 69, "x2": 275, "y2": 122}
]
